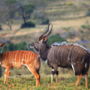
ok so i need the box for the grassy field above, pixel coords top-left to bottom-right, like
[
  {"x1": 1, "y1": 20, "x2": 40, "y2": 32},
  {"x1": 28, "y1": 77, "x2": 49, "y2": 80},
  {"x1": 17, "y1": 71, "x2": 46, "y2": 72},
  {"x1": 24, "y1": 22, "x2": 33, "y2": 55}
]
[
  {"x1": 0, "y1": 73, "x2": 89, "y2": 90},
  {"x1": 0, "y1": 62, "x2": 90, "y2": 90},
  {"x1": 43, "y1": 0, "x2": 90, "y2": 20}
]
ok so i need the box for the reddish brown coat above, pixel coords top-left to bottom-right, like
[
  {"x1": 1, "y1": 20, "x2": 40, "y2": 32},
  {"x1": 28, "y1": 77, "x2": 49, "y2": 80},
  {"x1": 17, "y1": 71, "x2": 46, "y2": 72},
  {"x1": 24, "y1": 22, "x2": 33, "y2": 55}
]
[{"x1": 0, "y1": 50, "x2": 41, "y2": 86}]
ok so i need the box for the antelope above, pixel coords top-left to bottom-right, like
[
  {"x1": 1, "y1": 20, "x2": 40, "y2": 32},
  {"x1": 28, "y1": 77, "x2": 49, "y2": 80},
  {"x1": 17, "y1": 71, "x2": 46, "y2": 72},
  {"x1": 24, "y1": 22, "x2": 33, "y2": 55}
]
[
  {"x1": 0, "y1": 43, "x2": 40, "y2": 86},
  {"x1": 32, "y1": 24, "x2": 90, "y2": 88}
]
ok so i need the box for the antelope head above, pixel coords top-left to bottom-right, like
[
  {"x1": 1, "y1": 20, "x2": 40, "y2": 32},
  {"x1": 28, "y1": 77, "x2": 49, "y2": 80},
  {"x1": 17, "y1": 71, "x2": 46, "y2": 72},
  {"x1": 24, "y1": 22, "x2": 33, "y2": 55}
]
[
  {"x1": 34, "y1": 23, "x2": 52, "y2": 51},
  {"x1": 32, "y1": 23, "x2": 53, "y2": 60}
]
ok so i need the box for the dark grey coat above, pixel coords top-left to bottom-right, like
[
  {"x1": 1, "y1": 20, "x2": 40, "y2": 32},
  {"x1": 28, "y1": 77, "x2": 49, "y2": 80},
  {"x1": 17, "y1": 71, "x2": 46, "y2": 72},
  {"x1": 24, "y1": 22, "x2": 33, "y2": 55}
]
[
  {"x1": 47, "y1": 44, "x2": 90, "y2": 75},
  {"x1": 34, "y1": 41, "x2": 90, "y2": 75}
]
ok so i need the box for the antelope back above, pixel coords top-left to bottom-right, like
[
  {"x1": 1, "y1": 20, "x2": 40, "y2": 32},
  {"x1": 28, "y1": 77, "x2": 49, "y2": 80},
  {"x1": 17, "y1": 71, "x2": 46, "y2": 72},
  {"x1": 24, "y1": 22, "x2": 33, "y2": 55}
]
[{"x1": 1, "y1": 50, "x2": 38, "y2": 68}]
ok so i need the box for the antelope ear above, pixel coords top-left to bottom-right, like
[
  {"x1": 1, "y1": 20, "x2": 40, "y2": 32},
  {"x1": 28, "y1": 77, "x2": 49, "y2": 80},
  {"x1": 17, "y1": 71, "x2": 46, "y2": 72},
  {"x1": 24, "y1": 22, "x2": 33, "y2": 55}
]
[
  {"x1": 43, "y1": 36, "x2": 48, "y2": 41},
  {"x1": 0, "y1": 43, "x2": 5, "y2": 47}
]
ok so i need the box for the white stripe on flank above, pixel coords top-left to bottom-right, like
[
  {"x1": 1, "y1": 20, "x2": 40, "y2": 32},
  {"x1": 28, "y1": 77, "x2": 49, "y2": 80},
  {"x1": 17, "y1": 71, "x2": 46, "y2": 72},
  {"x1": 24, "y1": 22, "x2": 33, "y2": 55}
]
[
  {"x1": 85, "y1": 63, "x2": 87, "y2": 68},
  {"x1": 71, "y1": 64, "x2": 75, "y2": 73},
  {"x1": 15, "y1": 53, "x2": 17, "y2": 65},
  {"x1": 21, "y1": 52, "x2": 24, "y2": 64}
]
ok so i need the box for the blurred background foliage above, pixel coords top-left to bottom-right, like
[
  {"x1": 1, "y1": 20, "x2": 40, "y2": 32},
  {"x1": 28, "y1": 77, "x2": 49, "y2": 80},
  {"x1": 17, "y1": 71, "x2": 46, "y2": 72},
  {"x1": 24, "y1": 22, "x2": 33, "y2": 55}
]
[{"x1": 0, "y1": 0, "x2": 90, "y2": 54}]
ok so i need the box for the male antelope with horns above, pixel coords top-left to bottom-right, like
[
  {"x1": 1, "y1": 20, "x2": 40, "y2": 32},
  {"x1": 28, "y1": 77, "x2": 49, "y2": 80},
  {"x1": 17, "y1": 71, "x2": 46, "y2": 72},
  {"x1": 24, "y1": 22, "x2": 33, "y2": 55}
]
[
  {"x1": 32, "y1": 23, "x2": 90, "y2": 88},
  {"x1": 0, "y1": 42, "x2": 41, "y2": 86}
]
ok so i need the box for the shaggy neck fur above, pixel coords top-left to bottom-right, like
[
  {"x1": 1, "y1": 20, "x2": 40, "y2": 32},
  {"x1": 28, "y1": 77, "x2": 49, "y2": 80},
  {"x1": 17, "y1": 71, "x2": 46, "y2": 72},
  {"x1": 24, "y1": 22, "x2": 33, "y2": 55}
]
[{"x1": 39, "y1": 43, "x2": 50, "y2": 61}]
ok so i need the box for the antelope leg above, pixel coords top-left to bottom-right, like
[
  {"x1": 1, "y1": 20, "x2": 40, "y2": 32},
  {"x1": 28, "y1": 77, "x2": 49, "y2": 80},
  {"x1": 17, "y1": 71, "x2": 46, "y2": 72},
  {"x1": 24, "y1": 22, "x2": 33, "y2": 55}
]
[
  {"x1": 75, "y1": 74, "x2": 82, "y2": 86},
  {"x1": 4, "y1": 67, "x2": 10, "y2": 83},
  {"x1": 85, "y1": 73, "x2": 88, "y2": 88}
]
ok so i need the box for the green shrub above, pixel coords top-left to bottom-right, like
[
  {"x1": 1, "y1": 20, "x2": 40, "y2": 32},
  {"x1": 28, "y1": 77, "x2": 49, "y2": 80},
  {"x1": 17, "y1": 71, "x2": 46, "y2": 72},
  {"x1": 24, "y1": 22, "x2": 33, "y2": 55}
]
[
  {"x1": 2, "y1": 42, "x2": 27, "y2": 52},
  {"x1": 48, "y1": 34, "x2": 66, "y2": 45},
  {"x1": 81, "y1": 24, "x2": 90, "y2": 29},
  {"x1": 21, "y1": 21, "x2": 35, "y2": 28},
  {"x1": 41, "y1": 18, "x2": 49, "y2": 25},
  {"x1": 14, "y1": 42, "x2": 27, "y2": 50},
  {"x1": 86, "y1": 9, "x2": 90, "y2": 16}
]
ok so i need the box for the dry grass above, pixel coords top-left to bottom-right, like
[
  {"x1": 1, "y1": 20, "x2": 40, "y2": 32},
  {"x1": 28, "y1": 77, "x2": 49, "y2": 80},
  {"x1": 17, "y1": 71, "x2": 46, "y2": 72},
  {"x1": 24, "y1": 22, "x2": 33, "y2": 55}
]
[
  {"x1": 0, "y1": 16, "x2": 90, "y2": 43},
  {"x1": 52, "y1": 16, "x2": 90, "y2": 29},
  {"x1": 0, "y1": 72, "x2": 89, "y2": 90}
]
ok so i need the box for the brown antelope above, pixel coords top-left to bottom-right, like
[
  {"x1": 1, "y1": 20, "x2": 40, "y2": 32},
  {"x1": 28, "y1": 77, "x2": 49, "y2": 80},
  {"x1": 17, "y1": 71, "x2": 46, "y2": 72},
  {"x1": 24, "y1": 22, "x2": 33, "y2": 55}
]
[
  {"x1": 0, "y1": 43, "x2": 40, "y2": 86},
  {"x1": 32, "y1": 24, "x2": 90, "y2": 88}
]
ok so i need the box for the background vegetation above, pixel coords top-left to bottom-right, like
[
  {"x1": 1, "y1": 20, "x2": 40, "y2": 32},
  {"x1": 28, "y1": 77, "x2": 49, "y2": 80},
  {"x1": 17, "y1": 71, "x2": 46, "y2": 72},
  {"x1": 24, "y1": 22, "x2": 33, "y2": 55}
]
[{"x1": 0, "y1": 0, "x2": 90, "y2": 89}]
